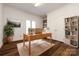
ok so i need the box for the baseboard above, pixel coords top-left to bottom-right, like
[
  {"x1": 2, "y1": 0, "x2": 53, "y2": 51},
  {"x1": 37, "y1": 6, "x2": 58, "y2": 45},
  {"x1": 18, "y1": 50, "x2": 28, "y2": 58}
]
[
  {"x1": 12, "y1": 40, "x2": 24, "y2": 43},
  {"x1": 3, "y1": 39, "x2": 27, "y2": 45}
]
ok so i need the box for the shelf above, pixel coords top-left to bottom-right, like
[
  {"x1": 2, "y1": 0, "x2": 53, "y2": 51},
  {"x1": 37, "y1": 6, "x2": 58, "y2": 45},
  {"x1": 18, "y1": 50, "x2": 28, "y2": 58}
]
[{"x1": 65, "y1": 16, "x2": 79, "y2": 48}]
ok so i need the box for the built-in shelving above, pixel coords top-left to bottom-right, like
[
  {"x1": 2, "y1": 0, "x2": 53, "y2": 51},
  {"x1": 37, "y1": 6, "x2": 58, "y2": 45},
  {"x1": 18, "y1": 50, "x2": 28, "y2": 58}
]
[
  {"x1": 65, "y1": 16, "x2": 79, "y2": 48},
  {"x1": 42, "y1": 16, "x2": 47, "y2": 28}
]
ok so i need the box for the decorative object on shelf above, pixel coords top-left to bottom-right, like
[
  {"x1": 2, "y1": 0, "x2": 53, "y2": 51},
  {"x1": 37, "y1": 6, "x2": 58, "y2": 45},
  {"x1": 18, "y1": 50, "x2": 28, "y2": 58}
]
[
  {"x1": 43, "y1": 27, "x2": 50, "y2": 33},
  {"x1": 70, "y1": 40, "x2": 77, "y2": 46},
  {"x1": 65, "y1": 30, "x2": 70, "y2": 35}
]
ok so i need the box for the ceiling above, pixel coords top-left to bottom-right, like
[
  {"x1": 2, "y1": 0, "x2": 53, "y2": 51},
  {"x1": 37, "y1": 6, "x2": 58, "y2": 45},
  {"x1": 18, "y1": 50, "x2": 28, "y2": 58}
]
[{"x1": 4, "y1": 3, "x2": 68, "y2": 16}]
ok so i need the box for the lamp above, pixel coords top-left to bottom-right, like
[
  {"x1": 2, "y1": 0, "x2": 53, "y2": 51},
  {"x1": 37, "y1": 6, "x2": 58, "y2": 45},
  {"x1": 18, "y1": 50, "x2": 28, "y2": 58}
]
[
  {"x1": 43, "y1": 27, "x2": 50, "y2": 33},
  {"x1": 34, "y1": 3, "x2": 43, "y2": 7}
]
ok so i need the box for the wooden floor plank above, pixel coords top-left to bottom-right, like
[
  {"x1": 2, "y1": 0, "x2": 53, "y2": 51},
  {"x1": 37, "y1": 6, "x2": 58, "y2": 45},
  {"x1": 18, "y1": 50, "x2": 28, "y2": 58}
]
[{"x1": 0, "y1": 39, "x2": 79, "y2": 56}]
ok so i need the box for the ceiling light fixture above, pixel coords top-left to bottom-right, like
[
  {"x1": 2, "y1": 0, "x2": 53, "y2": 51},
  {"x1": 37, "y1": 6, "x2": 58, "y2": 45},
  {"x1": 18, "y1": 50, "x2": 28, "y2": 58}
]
[{"x1": 34, "y1": 3, "x2": 42, "y2": 7}]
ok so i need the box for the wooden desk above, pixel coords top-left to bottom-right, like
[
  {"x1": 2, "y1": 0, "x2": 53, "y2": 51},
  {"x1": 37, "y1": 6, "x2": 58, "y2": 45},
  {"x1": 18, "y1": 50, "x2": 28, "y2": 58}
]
[{"x1": 23, "y1": 33, "x2": 52, "y2": 56}]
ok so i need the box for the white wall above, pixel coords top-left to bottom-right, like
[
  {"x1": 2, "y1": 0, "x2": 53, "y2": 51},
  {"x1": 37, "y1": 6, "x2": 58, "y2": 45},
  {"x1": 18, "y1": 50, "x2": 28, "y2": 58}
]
[
  {"x1": 0, "y1": 4, "x2": 3, "y2": 48},
  {"x1": 47, "y1": 4, "x2": 79, "y2": 45},
  {"x1": 3, "y1": 5, "x2": 43, "y2": 41}
]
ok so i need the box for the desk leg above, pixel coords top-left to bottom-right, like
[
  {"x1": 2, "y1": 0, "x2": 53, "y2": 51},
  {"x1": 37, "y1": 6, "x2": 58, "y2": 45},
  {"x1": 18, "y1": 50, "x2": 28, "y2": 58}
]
[
  {"x1": 29, "y1": 40, "x2": 31, "y2": 56},
  {"x1": 23, "y1": 40, "x2": 25, "y2": 47},
  {"x1": 50, "y1": 35, "x2": 52, "y2": 45}
]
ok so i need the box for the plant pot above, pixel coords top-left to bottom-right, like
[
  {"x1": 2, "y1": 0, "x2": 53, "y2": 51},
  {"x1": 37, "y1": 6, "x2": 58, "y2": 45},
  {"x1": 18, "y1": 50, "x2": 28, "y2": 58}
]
[
  {"x1": 6, "y1": 36, "x2": 13, "y2": 43},
  {"x1": 4, "y1": 35, "x2": 13, "y2": 44}
]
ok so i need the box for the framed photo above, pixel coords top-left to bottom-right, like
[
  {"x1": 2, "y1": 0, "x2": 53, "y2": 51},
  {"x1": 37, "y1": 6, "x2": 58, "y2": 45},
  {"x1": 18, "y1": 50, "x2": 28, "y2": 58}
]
[{"x1": 7, "y1": 18, "x2": 21, "y2": 27}]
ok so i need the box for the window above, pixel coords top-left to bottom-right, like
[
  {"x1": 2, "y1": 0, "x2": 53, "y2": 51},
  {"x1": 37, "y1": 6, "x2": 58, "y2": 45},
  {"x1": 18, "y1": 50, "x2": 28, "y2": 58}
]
[
  {"x1": 26, "y1": 20, "x2": 36, "y2": 34},
  {"x1": 32, "y1": 21, "x2": 36, "y2": 28}
]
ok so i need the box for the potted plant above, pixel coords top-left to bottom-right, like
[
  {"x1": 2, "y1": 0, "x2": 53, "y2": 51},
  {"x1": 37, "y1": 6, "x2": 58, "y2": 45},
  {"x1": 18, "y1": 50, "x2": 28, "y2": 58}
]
[{"x1": 3, "y1": 24, "x2": 14, "y2": 43}]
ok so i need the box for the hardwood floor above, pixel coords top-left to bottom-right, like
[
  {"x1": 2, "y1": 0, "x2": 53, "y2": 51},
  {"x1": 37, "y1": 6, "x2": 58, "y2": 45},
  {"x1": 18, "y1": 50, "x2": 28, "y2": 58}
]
[
  {"x1": 41, "y1": 40, "x2": 79, "y2": 56},
  {"x1": 0, "y1": 41, "x2": 21, "y2": 56},
  {"x1": 0, "y1": 39, "x2": 79, "y2": 56}
]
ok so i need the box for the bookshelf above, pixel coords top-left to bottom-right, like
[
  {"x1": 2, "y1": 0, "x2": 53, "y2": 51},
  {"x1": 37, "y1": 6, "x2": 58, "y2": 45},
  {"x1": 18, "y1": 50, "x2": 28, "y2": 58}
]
[
  {"x1": 43, "y1": 16, "x2": 47, "y2": 28},
  {"x1": 65, "y1": 16, "x2": 79, "y2": 48}
]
